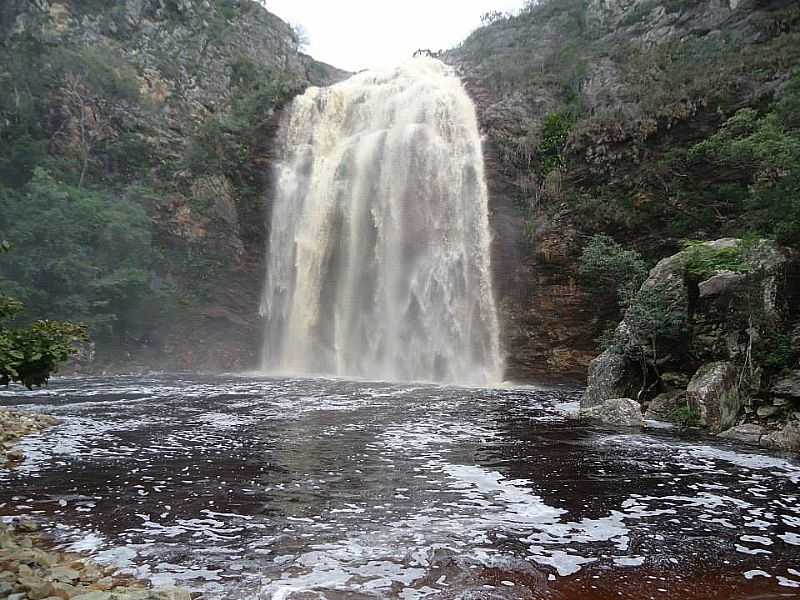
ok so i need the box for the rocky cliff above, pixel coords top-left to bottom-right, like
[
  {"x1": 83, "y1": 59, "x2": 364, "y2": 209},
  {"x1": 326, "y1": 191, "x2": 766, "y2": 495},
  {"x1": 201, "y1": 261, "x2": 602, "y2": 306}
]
[
  {"x1": 445, "y1": 0, "x2": 800, "y2": 381},
  {"x1": 0, "y1": 0, "x2": 346, "y2": 372}
]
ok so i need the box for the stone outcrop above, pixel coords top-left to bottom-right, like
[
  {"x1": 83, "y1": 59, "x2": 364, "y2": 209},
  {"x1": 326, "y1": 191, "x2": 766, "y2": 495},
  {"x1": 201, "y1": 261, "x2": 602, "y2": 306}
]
[
  {"x1": 582, "y1": 397, "x2": 644, "y2": 427},
  {"x1": 686, "y1": 362, "x2": 742, "y2": 434},
  {"x1": 444, "y1": 0, "x2": 796, "y2": 382},
  {"x1": 761, "y1": 416, "x2": 800, "y2": 453},
  {"x1": 580, "y1": 238, "x2": 800, "y2": 446}
]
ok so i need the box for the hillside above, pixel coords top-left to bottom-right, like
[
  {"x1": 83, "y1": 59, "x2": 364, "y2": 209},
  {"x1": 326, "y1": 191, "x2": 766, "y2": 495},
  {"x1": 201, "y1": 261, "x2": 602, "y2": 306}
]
[
  {"x1": 0, "y1": 0, "x2": 346, "y2": 372},
  {"x1": 446, "y1": 0, "x2": 800, "y2": 380}
]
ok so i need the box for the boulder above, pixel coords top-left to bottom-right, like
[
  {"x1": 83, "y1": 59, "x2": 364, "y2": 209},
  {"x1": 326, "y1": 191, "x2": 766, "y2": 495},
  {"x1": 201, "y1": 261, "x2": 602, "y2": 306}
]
[
  {"x1": 582, "y1": 398, "x2": 645, "y2": 427},
  {"x1": 718, "y1": 423, "x2": 766, "y2": 446},
  {"x1": 582, "y1": 350, "x2": 634, "y2": 409},
  {"x1": 644, "y1": 389, "x2": 685, "y2": 421},
  {"x1": 760, "y1": 419, "x2": 800, "y2": 452},
  {"x1": 698, "y1": 270, "x2": 746, "y2": 298},
  {"x1": 686, "y1": 361, "x2": 743, "y2": 433},
  {"x1": 772, "y1": 370, "x2": 800, "y2": 401}
]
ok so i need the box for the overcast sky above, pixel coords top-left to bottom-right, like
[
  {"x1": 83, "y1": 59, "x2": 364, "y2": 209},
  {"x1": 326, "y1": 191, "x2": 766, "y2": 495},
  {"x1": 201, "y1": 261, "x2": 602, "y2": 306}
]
[{"x1": 264, "y1": 0, "x2": 527, "y2": 72}]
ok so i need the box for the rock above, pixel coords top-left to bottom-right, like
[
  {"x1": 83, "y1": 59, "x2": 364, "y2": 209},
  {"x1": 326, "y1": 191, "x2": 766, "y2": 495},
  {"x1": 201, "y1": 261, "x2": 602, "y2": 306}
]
[
  {"x1": 686, "y1": 361, "x2": 743, "y2": 433},
  {"x1": 757, "y1": 404, "x2": 781, "y2": 418},
  {"x1": 644, "y1": 389, "x2": 685, "y2": 421},
  {"x1": 19, "y1": 577, "x2": 54, "y2": 600},
  {"x1": 761, "y1": 420, "x2": 800, "y2": 452},
  {"x1": 660, "y1": 372, "x2": 690, "y2": 388},
  {"x1": 72, "y1": 593, "x2": 112, "y2": 600},
  {"x1": 718, "y1": 424, "x2": 765, "y2": 446},
  {"x1": 50, "y1": 566, "x2": 80, "y2": 582},
  {"x1": 582, "y1": 398, "x2": 645, "y2": 427},
  {"x1": 0, "y1": 582, "x2": 14, "y2": 597},
  {"x1": 582, "y1": 350, "x2": 634, "y2": 409},
  {"x1": 698, "y1": 270, "x2": 746, "y2": 298},
  {"x1": 772, "y1": 370, "x2": 800, "y2": 400}
]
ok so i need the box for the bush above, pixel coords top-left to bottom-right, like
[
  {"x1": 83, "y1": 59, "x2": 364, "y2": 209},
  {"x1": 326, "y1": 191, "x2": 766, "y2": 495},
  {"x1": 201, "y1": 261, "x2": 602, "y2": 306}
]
[{"x1": 578, "y1": 235, "x2": 649, "y2": 307}]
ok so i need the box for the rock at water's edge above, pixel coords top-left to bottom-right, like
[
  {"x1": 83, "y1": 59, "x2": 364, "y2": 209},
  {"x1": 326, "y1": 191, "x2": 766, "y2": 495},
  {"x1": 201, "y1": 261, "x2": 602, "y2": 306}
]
[
  {"x1": 760, "y1": 419, "x2": 800, "y2": 452},
  {"x1": 582, "y1": 350, "x2": 633, "y2": 409},
  {"x1": 582, "y1": 397, "x2": 645, "y2": 427},
  {"x1": 644, "y1": 390, "x2": 685, "y2": 421},
  {"x1": 687, "y1": 361, "x2": 743, "y2": 434},
  {"x1": 718, "y1": 423, "x2": 766, "y2": 446}
]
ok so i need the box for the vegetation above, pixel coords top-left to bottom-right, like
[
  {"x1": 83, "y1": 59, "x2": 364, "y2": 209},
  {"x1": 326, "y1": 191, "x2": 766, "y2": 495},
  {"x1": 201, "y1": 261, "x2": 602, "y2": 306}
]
[
  {"x1": 578, "y1": 235, "x2": 649, "y2": 308},
  {"x1": 680, "y1": 241, "x2": 751, "y2": 280},
  {"x1": 0, "y1": 243, "x2": 87, "y2": 388},
  {"x1": 670, "y1": 403, "x2": 701, "y2": 429}
]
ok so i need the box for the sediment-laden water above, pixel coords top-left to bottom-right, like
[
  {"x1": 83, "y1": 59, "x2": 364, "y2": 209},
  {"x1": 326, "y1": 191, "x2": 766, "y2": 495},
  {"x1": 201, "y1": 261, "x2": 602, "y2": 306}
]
[
  {"x1": 1, "y1": 375, "x2": 800, "y2": 599},
  {"x1": 261, "y1": 58, "x2": 502, "y2": 385}
]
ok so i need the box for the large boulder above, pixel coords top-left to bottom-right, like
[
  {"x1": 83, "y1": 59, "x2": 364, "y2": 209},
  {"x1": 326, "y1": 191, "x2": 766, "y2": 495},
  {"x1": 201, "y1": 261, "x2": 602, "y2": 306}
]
[
  {"x1": 686, "y1": 361, "x2": 743, "y2": 433},
  {"x1": 582, "y1": 397, "x2": 644, "y2": 427},
  {"x1": 582, "y1": 350, "x2": 635, "y2": 409}
]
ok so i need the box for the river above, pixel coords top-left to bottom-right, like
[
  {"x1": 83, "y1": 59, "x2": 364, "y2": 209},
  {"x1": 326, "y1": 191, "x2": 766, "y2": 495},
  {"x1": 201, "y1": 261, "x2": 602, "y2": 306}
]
[{"x1": 1, "y1": 374, "x2": 799, "y2": 599}]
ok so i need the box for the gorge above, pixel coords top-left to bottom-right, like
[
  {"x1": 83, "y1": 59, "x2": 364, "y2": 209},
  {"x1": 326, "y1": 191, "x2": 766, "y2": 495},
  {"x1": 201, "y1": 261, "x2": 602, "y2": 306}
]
[{"x1": 1, "y1": 0, "x2": 800, "y2": 598}]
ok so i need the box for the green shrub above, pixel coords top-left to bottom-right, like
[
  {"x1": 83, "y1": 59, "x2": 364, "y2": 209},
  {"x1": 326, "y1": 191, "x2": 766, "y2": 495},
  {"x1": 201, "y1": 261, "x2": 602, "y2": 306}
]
[
  {"x1": 680, "y1": 241, "x2": 750, "y2": 280},
  {"x1": 579, "y1": 235, "x2": 649, "y2": 306},
  {"x1": 670, "y1": 403, "x2": 701, "y2": 428}
]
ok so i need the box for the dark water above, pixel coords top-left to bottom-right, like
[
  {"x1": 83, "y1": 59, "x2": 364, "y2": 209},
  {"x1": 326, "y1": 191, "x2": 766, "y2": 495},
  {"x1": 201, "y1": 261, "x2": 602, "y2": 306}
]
[{"x1": 1, "y1": 374, "x2": 799, "y2": 599}]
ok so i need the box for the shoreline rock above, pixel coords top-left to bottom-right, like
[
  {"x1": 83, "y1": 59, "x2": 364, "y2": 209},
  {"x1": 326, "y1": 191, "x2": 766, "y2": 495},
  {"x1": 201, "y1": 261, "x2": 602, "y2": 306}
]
[
  {"x1": 0, "y1": 408, "x2": 60, "y2": 466},
  {"x1": 0, "y1": 520, "x2": 190, "y2": 600}
]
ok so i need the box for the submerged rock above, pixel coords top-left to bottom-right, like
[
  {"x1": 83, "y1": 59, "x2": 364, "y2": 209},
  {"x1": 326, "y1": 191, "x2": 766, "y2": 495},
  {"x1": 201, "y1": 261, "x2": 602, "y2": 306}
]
[
  {"x1": 718, "y1": 423, "x2": 766, "y2": 446},
  {"x1": 582, "y1": 397, "x2": 644, "y2": 427},
  {"x1": 686, "y1": 362, "x2": 743, "y2": 433}
]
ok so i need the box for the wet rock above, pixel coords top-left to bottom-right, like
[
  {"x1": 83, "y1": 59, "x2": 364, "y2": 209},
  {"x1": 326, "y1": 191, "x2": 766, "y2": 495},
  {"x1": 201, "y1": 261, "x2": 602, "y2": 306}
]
[
  {"x1": 761, "y1": 419, "x2": 800, "y2": 452},
  {"x1": 582, "y1": 350, "x2": 634, "y2": 409},
  {"x1": 582, "y1": 397, "x2": 644, "y2": 427},
  {"x1": 0, "y1": 409, "x2": 60, "y2": 466},
  {"x1": 718, "y1": 424, "x2": 765, "y2": 446},
  {"x1": 644, "y1": 389, "x2": 685, "y2": 421},
  {"x1": 687, "y1": 361, "x2": 743, "y2": 433}
]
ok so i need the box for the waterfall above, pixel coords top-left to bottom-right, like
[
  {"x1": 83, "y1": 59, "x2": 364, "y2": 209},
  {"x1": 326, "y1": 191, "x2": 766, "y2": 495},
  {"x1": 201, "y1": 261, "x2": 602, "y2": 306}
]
[{"x1": 260, "y1": 58, "x2": 503, "y2": 385}]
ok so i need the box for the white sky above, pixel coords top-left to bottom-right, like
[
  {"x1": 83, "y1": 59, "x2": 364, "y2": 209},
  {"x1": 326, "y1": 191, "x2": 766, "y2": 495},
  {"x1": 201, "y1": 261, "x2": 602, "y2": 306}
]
[{"x1": 263, "y1": 0, "x2": 527, "y2": 72}]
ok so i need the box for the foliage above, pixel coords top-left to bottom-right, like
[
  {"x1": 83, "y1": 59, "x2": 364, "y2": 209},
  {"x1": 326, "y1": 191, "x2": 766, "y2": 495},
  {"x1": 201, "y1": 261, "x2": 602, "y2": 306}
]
[
  {"x1": 680, "y1": 241, "x2": 750, "y2": 280},
  {"x1": 670, "y1": 403, "x2": 701, "y2": 429},
  {"x1": 578, "y1": 235, "x2": 649, "y2": 307},
  {"x1": 0, "y1": 244, "x2": 87, "y2": 388},
  {"x1": 539, "y1": 111, "x2": 577, "y2": 175},
  {"x1": 0, "y1": 169, "x2": 174, "y2": 348},
  {"x1": 622, "y1": 283, "x2": 688, "y2": 354}
]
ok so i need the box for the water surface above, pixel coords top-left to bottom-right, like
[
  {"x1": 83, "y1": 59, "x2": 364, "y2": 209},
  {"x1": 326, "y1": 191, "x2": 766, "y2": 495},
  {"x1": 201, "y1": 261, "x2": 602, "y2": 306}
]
[{"x1": 1, "y1": 374, "x2": 799, "y2": 599}]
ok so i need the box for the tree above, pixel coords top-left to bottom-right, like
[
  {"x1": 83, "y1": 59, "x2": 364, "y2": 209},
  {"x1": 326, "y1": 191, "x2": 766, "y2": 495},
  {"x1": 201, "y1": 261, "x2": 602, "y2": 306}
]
[{"x1": 0, "y1": 242, "x2": 87, "y2": 388}]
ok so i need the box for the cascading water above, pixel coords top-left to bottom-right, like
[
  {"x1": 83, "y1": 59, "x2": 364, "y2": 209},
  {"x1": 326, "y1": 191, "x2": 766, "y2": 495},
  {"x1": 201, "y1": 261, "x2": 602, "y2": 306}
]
[{"x1": 260, "y1": 58, "x2": 503, "y2": 385}]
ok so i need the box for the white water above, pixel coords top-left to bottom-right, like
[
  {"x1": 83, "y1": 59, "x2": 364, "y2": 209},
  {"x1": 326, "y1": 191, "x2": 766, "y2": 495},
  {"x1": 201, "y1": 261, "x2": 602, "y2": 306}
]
[{"x1": 260, "y1": 58, "x2": 503, "y2": 384}]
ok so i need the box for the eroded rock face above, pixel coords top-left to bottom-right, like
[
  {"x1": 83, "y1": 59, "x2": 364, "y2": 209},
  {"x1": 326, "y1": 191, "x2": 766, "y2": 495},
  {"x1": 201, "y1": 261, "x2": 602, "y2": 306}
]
[
  {"x1": 687, "y1": 362, "x2": 743, "y2": 434},
  {"x1": 582, "y1": 397, "x2": 644, "y2": 427},
  {"x1": 772, "y1": 371, "x2": 800, "y2": 401}
]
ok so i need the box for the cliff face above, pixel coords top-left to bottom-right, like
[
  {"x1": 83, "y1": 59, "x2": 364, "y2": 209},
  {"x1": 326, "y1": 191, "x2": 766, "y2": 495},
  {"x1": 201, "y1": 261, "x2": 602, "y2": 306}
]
[
  {"x1": 0, "y1": 0, "x2": 347, "y2": 372},
  {"x1": 445, "y1": 0, "x2": 799, "y2": 382}
]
